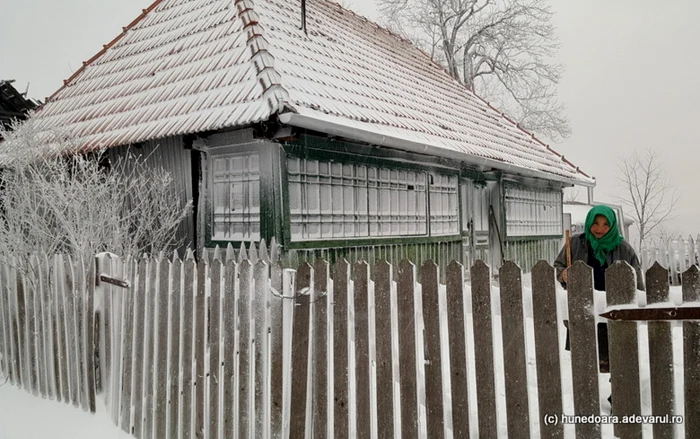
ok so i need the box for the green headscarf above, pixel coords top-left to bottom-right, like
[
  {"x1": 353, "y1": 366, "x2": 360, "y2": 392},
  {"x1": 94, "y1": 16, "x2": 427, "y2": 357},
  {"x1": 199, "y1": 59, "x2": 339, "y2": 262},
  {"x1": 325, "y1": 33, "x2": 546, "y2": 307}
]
[{"x1": 584, "y1": 205, "x2": 623, "y2": 265}]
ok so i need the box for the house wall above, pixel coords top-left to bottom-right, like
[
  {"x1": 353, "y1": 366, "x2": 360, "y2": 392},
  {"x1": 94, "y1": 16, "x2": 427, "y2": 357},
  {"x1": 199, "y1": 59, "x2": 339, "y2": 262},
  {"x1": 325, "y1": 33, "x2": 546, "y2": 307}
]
[
  {"x1": 197, "y1": 129, "x2": 566, "y2": 274},
  {"x1": 504, "y1": 238, "x2": 563, "y2": 273},
  {"x1": 106, "y1": 135, "x2": 195, "y2": 250}
]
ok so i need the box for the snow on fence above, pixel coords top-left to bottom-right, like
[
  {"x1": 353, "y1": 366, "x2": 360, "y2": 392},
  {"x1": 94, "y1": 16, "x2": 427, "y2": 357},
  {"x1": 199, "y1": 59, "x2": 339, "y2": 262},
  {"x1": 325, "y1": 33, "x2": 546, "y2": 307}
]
[
  {"x1": 640, "y1": 235, "x2": 700, "y2": 285},
  {"x1": 2, "y1": 249, "x2": 700, "y2": 438},
  {"x1": 0, "y1": 254, "x2": 96, "y2": 413}
]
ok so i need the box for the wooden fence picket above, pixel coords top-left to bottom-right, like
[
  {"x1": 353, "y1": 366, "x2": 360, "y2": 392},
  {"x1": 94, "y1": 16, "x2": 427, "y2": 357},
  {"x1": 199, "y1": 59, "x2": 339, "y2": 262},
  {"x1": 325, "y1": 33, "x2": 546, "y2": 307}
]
[
  {"x1": 269, "y1": 260, "x2": 285, "y2": 438},
  {"x1": 567, "y1": 260, "x2": 600, "y2": 438},
  {"x1": 97, "y1": 254, "x2": 112, "y2": 404},
  {"x1": 120, "y1": 257, "x2": 136, "y2": 433},
  {"x1": 41, "y1": 253, "x2": 57, "y2": 401},
  {"x1": 254, "y1": 259, "x2": 270, "y2": 439},
  {"x1": 32, "y1": 255, "x2": 48, "y2": 398},
  {"x1": 312, "y1": 258, "x2": 329, "y2": 438},
  {"x1": 397, "y1": 259, "x2": 419, "y2": 439},
  {"x1": 352, "y1": 260, "x2": 372, "y2": 438},
  {"x1": 531, "y1": 260, "x2": 563, "y2": 439},
  {"x1": 141, "y1": 257, "x2": 157, "y2": 437},
  {"x1": 131, "y1": 258, "x2": 148, "y2": 436},
  {"x1": 470, "y1": 260, "x2": 497, "y2": 438},
  {"x1": 499, "y1": 260, "x2": 529, "y2": 439},
  {"x1": 682, "y1": 265, "x2": 700, "y2": 438},
  {"x1": 65, "y1": 256, "x2": 80, "y2": 408},
  {"x1": 221, "y1": 259, "x2": 238, "y2": 439},
  {"x1": 83, "y1": 257, "x2": 96, "y2": 413},
  {"x1": 180, "y1": 257, "x2": 196, "y2": 439},
  {"x1": 445, "y1": 260, "x2": 469, "y2": 439},
  {"x1": 290, "y1": 263, "x2": 312, "y2": 438},
  {"x1": 645, "y1": 262, "x2": 674, "y2": 439},
  {"x1": 421, "y1": 260, "x2": 444, "y2": 438},
  {"x1": 194, "y1": 261, "x2": 207, "y2": 439},
  {"x1": 3, "y1": 264, "x2": 18, "y2": 385},
  {"x1": 167, "y1": 256, "x2": 183, "y2": 439},
  {"x1": 606, "y1": 261, "x2": 642, "y2": 439},
  {"x1": 237, "y1": 260, "x2": 253, "y2": 438},
  {"x1": 23, "y1": 263, "x2": 39, "y2": 396},
  {"x1": 0, "y1": 261, "x2": 10, "y2": 381},
  {"x1": 374, "y1": 260, "x2": 394, "y2": 439},
  {"x1": 153, "y1": 258, "x2": 170, "y2": 438},
  {"x1": 332, "y1": 259, "x2": 350, "y2": 438},
  {"x1": 208, "y1": 258, "x2": 222, "y2": 439},
  {"x1": 13, "y1": 265, "x2": 25, "y2": 390}
]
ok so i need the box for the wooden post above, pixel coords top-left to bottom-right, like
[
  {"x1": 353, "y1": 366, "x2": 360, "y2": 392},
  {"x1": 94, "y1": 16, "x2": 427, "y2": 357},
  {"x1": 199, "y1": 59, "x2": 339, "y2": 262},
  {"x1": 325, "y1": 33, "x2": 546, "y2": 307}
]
[
  {"x1": 167, "y1": 256, "x2": 183, "y2": 439},
  {"x1": 567, "y1": 260, "x2": 601, "y2": 438},
  {"x1": 683, "y1": 265, "x2": 700, "y2": 438},
  {"x1": 397, "y1": 259, "x2": 419, "y2": 439},
  {"x1": 499, "y1": 261, "x2": 529, "y2": 439},
  {"x1": 333, "y1": 259, "x2": 350, "y2": 438},
  {"x1": 353, "y1": 261, "x2": 372, "y2": 438},
  {"x1": 289, "y1": 263, "x2": 312, "y2": 438},
  {"x1": 607, "y1": 261, "x2": 642, "y2": 439},
  {"x1": 374, "y1": 260, "x2": 395, "y2": 439},
  {"x1": 446, "y1": 260, "x2": 469, "y2": 438},
  {"x1": 471, "y1": 260, "x2": 497, "y2": 438},
  {"x1": 531, "y1": 261, "x2": 563, "y2": 439},
  {"x1": 237, "y1": 260, "x2": 253, "y2": 438}
]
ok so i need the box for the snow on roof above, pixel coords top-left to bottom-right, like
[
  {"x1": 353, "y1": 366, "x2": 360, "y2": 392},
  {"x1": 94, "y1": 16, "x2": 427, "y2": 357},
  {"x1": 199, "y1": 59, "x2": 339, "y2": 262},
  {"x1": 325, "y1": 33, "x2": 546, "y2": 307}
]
[{"x1": 1, "y1": 0, "x2": 592, "y2": 184}]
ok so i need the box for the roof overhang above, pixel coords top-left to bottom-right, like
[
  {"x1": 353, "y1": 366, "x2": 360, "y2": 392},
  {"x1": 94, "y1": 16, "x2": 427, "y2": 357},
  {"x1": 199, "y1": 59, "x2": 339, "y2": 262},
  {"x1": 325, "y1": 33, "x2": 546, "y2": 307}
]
[{"x1": 279, "y1": 112, "x2": 595, "y2": 187}]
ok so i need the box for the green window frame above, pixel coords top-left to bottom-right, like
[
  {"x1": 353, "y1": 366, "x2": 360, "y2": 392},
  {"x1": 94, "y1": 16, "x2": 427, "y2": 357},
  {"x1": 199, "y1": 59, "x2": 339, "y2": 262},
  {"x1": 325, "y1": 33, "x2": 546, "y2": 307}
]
[{"x1": 287, "y1": 156, "x2": 459, "y2": 241}]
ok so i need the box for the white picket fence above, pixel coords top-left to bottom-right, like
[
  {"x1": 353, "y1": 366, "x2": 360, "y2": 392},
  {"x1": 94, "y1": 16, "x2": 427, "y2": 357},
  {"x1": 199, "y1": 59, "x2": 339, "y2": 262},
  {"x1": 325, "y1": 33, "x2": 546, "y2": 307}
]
[{"x1": 640, "y1": 235, "x2": 700, "y2": 284}]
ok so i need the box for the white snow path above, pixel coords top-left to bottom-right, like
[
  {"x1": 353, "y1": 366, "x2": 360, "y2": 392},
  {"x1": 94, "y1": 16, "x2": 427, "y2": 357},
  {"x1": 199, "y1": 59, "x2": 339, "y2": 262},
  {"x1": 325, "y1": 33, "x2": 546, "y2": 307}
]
[{"x1": 0, "y1": 379, "x2": 130, "y2": 439}]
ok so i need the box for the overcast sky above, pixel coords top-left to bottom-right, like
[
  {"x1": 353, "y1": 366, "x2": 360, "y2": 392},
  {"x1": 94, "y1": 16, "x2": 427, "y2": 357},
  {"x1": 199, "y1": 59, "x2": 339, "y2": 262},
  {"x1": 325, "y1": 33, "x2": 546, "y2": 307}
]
[{"x1": 1, "y1": 0, "x2": 698, "y2": 238}]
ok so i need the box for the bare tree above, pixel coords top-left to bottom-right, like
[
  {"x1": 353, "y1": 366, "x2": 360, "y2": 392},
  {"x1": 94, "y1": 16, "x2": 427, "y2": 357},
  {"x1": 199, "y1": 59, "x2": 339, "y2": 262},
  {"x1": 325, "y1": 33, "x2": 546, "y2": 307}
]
[
  {"x1": 617, "y1": 150, "x2": 680, "y2": 251},
  {"x1": 377, "y1": 0, "x2": 569, "y2": 141},
  {"x1": 0, "y1": 115, "x2": 192, "y2": 274}
]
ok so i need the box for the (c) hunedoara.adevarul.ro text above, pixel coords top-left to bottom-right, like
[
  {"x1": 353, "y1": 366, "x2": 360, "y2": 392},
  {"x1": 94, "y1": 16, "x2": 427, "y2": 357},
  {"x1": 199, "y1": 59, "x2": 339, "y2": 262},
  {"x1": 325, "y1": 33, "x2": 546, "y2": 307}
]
[{"x1": 543, "y1": 414, "x2": 684, "y2": 426}]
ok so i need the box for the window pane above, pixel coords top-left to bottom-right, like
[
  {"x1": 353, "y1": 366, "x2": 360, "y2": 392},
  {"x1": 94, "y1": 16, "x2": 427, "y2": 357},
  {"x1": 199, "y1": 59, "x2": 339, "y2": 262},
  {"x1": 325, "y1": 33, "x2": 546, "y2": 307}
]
[
  {"x1": 211, "y1": 153, "x2": 261, "y2": 241},
  {"x1": 288, "y1": 157, "x2": 429, "y2": 240},
  {"x1": 504, "y1": 185, "x2": 562, "y2": 237},
  {"x1": 429, "y1": 173, "x2": 458, "y2": 236}
]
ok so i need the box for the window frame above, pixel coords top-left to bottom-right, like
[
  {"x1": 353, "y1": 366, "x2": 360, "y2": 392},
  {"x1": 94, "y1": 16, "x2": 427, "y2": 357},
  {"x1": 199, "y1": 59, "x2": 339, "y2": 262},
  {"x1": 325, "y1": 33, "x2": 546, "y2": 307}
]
[
  {"x1": 503, "y1": 182, "x2": 564, "y2": 240},
  {"x1": 282, "y1": 148, "x2": 463, "y2": 249}
]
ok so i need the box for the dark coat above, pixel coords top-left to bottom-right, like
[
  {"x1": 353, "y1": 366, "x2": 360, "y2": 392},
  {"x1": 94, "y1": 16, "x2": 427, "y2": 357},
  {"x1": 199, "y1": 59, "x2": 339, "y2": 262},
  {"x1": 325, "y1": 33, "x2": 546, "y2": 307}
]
[{"x1": 553, "y1": 233, "x2": 645, "y2": 291}]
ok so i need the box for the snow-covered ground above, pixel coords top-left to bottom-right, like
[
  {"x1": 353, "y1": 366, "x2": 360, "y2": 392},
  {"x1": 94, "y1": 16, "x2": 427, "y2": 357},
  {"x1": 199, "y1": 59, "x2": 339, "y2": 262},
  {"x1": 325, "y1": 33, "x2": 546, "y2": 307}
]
[{"x1": 0, "y1": 379, "x2": 129, "y2": 439}]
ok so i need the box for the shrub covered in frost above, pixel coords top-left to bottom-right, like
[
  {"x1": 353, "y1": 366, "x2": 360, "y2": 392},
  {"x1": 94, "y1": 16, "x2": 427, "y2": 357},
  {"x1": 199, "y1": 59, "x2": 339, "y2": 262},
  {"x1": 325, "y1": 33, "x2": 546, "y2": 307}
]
[{"x1": 0, "y1": 115, "x2": 192, "y2": 272}]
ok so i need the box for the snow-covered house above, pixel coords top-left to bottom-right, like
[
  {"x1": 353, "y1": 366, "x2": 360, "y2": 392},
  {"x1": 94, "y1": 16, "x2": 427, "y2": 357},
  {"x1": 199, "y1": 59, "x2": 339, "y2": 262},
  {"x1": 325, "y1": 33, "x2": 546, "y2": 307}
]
[{"x1": 2, "y1": 0, "x2": 593, "y2": 271}]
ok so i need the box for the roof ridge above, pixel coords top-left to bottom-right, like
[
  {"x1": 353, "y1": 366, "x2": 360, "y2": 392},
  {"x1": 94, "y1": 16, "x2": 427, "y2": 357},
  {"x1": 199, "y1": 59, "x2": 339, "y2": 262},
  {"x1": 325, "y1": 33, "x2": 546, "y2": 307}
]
[
  {"x1": 234, "y1": 0, "x2": 291, "y2": 114},
  {"x1": 43, "y1": 0, "x2": 166, "y2": 106}
]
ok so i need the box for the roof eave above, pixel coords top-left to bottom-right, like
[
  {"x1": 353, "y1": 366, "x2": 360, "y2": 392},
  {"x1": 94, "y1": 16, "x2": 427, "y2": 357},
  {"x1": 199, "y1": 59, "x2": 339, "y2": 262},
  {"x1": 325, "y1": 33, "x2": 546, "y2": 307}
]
[{"x1": 279, "y1": 112, "x2": 595, "y2": 187}]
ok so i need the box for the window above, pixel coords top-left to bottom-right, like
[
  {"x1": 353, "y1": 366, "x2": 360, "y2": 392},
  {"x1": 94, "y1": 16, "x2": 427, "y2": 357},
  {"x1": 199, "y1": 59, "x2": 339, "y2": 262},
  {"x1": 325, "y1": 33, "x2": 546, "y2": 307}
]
[
  {"x1": 504, "y1": 185, "x2": 562, "y2": 237},
  {"x1": 288, "y1": 157, "x2": 457, "y2": 241},
  {"x1": 429, "y1": 174, "x2": 459, "y2": 235},
  {"x1": 211, "y1": 153, "x2": 260, "y2": 241}
]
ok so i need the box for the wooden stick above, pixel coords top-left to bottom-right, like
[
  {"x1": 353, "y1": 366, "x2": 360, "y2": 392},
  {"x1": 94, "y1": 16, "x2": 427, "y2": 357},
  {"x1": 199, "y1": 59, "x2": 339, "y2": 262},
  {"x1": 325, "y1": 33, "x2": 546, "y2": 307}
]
[{"x1": 565, "y1": 230, "x2": 572, "y2": 268}]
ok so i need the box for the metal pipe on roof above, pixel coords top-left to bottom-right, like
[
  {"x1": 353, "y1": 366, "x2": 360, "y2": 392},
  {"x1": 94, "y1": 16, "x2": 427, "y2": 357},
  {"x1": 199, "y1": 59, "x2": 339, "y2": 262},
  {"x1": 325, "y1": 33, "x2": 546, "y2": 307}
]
[{"x1": 278, "y1": 112, "x2": 595, "y2": 187}]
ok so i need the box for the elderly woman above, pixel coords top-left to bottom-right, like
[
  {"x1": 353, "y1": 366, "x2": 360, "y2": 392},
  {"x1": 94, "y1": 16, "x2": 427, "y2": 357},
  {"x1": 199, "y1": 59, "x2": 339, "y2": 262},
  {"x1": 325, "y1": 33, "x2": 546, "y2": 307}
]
[{"x1": 553, "y1": 204, "x2": 645, "y2": 375}]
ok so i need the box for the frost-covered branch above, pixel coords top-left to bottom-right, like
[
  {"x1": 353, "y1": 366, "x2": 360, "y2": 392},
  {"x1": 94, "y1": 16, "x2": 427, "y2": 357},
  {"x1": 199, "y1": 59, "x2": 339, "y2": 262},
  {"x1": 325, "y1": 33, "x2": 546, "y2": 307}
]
[
  {"x1": 0, "y1": 116, "x2": 192, "y2": 275},
  {"x1": 377, "y1": 0, "x2": 570, "y2": 141}
]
